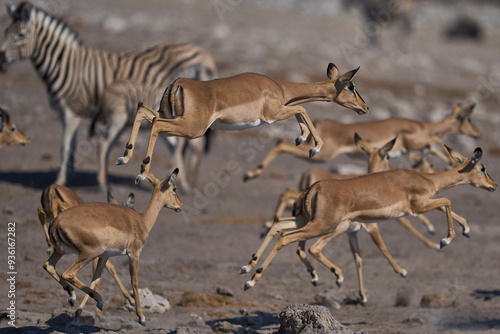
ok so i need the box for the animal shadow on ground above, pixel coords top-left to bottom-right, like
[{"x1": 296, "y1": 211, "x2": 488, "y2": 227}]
[
  {"x1": 0, "y1": 311, "x2": 106, "y2": 334},
  {"x1": 471, "y1": 289, "x2": 500, "y2": 301},
  {"x1": 0, "y1": 170, "x2": 134, "y2": 190},
  {"x1": 206, "y1": 311, "x2": 278, "y2": 332}
]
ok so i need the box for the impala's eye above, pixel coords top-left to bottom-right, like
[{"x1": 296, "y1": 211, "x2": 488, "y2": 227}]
[
  {"x1": 10, "y1": 126, "x2": 16, "y2": 132},
  {"x1": 481, "y1": 166, "x2": 486, "y2": 173},
  {"x1": 173, "y1": 187, "x2": 177, "y2": 194}
]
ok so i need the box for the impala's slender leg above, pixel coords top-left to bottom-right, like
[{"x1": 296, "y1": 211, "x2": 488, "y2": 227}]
[
  {"x1": 117, "y1": 103, "x2": 159, "y2": 165},
  {"x1": 240, "y1": 217, "x2": 299, "y2": 274},
  {"x1": 347, "y1": 228, "x2": 367, "y2": 304},
  {"x1": 260, "y1": 188, "x2": 301, "y2": 238},
  {"x1": 308, "y1": 220, "x2": 350, "y2": 288},
  {"x1": 295, "y1": 115, "x2": 311, "y2": 145},
  {"x1": 137, "y1": 117, "x2": 205, "y2": 182},
  {"x1": 244, "y1": 140, "x2": 310, "y2": 181},
  {"x1": 435, "y1": 207, "x2": 470, "y2": 238},
  {"x1": 395, "y1": 217, "x2": 440, "y2": 250},
  {"x1": 297, "y1": 109, "x2": 324, "y2": 158},
  {"x1": 362, "y1": 223, "x2": 408, "y2": 277},
  {"x1": 245, "y1": 218, "x2": 346, "y2": 290},
  {"x1": 75, "y1": 260, "x2": 134, "y2": 324},
  {"x1": 416, "y1": 214, "x2": 436, "y2": 234},
  {"x1": 129, "y1": 253, "x2": 145, "y2": 325},
  {"x1": 61, "y1": 254, "x2": 104, "y2": 310},
  {"x1": 72, "y1": 257, "x2": 108, "y2": 326},
  {"x1": 296, "y1": 240, "x2": 319, "y2": 285},
  {"x1": 43, "y1": 251, "x2": 76, "y2": 306},
  {"x1": 417, "y1": 198, "x2": 455, "y2": 248},
  {"x1": 37, "y1": 207, "x2": 53, "y2": 255}
]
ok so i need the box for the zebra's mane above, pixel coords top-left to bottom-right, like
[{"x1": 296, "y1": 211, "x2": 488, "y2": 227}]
[{"x1": 15, "y1": 2, "x2": 82, "y2": 47}]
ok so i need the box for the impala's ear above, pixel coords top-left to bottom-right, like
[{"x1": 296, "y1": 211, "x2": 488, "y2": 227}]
[
  {"x1": 327, "y1": 62, "x2": 339, "y2": 80},
  {"x1": 464, "y1": 102, "x2": 476, "y2": 114},
  {"x1": 445, "y1": 145, "x2": 466, "y2": 165},
  {"x1": 6, "y1": 3, "x2": 16, "y2": 18},
  {"x1": 126, "y1": 193, "x2": 135, "y2": 208},
  {"x1": 354, "y1": 132, "x2": 371, "y2": 156},
  {"x1": 337, "y1": 67, "x2": 360, "y2": 86},
  {"x1": 0, "y1": 108, "x2": 7, "y2": 132},
  {"x1": 459, "y1": 147, "x2": 482, "y2": 174},
  {"x1": 169, "y1": 168, "x2": 179, "y2": 183},
  {"x1": 379, "y1": 136, "x2": 397, "y2": 159}
]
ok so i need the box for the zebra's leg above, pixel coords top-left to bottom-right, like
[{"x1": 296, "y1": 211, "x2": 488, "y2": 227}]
[
  {"x1": 56, "y1": 108, "x2": 81, "y2": 186},
  {"x1": 96, "y1": 104, "x2": 129, "y2": 192},
  {"x1": 117, "y1": 103, "x2": 159, "y2": 166}
]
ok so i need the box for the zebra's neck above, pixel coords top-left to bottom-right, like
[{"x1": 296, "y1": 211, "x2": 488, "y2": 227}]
[{"x1": 30, "y1": 8, "x2": 83, "y2": 85}]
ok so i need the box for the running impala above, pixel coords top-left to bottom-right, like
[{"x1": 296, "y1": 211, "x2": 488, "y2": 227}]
[{"x1": 116, "y1": 63, "x2": 369, "y2": 182}]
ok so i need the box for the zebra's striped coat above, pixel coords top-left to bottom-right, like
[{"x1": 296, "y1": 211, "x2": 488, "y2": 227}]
[{"x1": 0, "y1": 2, "x2": 217, "y2": 190}]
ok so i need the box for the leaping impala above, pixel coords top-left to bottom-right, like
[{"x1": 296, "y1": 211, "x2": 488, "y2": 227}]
[
  {"x1": 44, "y1": 169, "x2": 182, "y2": 326},
  {"x1": 244, "y1": 102, "x2": 480, "y2": 181},
  {"x1": 261, "y1": 135, "x2": 470, "y2": 304},
  {"x1": 241, "y1": 147, "x2": 496, "y2": 291},
  {"x1": 37, "y1": 184, "x2": 136, "y2": 325},
  {"x1": 116, "y1": 63, "x2": 369, "y2": 182},
  {"x1": 0, "y1": 107, "x2": 30, "y2": 149}
]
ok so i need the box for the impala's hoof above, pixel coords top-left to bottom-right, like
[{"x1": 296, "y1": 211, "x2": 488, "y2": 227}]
[
  {"x1": 462, "y1": 230, "x2": 470, "y2": 238},
  {"x1": 135, "y1": 174, "x2": 144, "y2": 184},
  {"x1": 139, "y1": 316, "x2": 146, "y2": 326},
  {"x1": 295, "y1": 136, "x2": 305, "y2": 146},
  {"x1": 336, "y1": 279, "x2": 343, "y2": 288},
  {"x1": 116, "y1": 156, "x2": 128, "y2": 165},
  {"x1": 309, "y1": 147, "x2": 320, "y2": 158},
  {"x1": 440, "y1": 238, "x2": 450, "y2": 249},
  {"x1": 239, "y1": 266, "x2": 250, "y2": 275},
  {"x1": 311, "y1": 277, "x2": 318, "y2": 286},
  {"x1": 244, "y1": 280, "x2": 255, "y2": 291},
  {"x1": 400, "y1": 269, "x2": 408, "y2": 278},
  {"x1": 68, "y1": 295, "x2": 76, "y2": 307},
  {"x1": 243, "y1": 173, "x2": 253, "y2": 182}
]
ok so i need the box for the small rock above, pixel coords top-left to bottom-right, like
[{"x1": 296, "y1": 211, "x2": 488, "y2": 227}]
[
  {"x1": 314, "y1": 289, "x2": 343, "y2": 309},
  {"x1": 216, "y1": 286, "x2": 234, "y2": 297},
  {"x1": 420, "y1": 294, "x2": 459, "y2": 308},
  {"x1": 211, "y1": 320, "x2": 243, "y2": 333},
  {"x1": 125, "y1": 288, "x2": 170, "y2": 313},
  {"x1": 3, "y1": 207, "x2": 14, "y2": 215},
  {"x1": 169, "y1": 327, "x2": 202, "y2": 334},
  {"x1": 278, "y1": 304, "x2": 354, "y2": 334}
]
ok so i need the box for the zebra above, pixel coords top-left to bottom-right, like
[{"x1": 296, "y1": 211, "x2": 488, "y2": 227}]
[{"x1": 0, "y1": 1, "x2": 217, "y2": 191}]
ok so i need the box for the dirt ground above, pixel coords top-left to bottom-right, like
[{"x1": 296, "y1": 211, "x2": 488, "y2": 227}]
[{"x1": 1, "y1": 0, "x2": 500, "y2": 333}]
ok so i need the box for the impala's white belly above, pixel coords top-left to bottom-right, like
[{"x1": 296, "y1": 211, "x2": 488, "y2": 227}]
[{"x1": 210, "y1": 119, "x2": 273, "y2": 131}]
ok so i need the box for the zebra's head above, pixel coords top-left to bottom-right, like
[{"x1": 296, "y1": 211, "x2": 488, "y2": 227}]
[{"x1": 0, "y1": 2, "x2": 37, "y2": 72}]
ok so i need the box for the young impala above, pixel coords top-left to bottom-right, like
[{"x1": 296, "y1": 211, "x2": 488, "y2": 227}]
[
  {"x1": 38, "y1": 184, "x2": 136, "y2": 325},
  {"x1": 244, "y1": 103, "x2": 480, "y2": 181},
  {"x1": 116, "y1": 63, "x2": 369, "y2": 182},
  {"x1": 241, "y1": 147, "x2": 496, "y2": 293},
  {"x1": 0, "y1": 107, "x2": 29, "y2": 148},
  {"x1": 43, "y1": 169, "x2": 182, "y2": 326}
]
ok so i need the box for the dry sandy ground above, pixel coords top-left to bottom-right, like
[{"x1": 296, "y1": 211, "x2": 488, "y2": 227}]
[{"x1": 0, "y1": 1, "x2": 500, "y2": 333}]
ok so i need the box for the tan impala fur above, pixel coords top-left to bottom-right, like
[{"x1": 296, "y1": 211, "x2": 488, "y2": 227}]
[
  {"x1": 241, "y1": 147, "x2": 496, "y2": 292},
  {"x1": 37, "y1": 184, "x2": 136, "y2": 325},
  {"x1": 259, "y1": 135, "x2": 451, "y2": 303},
  {"x1": 43, "y1": 169, "x2": 182, "y2": 326},
  {"x1": 0, "y1": 107, "x2": 29, "y2": 148},
  {"x1": 244, "y1": 103, "x2": 481, "y2": 181},
  {"x1": 116, "y1": 63, "x2": 369, "y2": 182}
]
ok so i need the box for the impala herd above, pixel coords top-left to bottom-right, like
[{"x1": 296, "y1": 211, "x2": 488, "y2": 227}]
[{"x1": 0, "y1": 4, "x2": 497, "y2": 328}]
